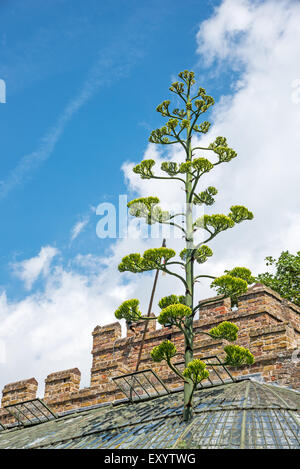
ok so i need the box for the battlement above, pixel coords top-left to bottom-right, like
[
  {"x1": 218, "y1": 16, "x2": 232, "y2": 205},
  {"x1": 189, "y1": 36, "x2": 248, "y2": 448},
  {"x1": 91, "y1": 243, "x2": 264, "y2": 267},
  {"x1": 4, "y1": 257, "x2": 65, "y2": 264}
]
[{"x1": 1, "y1": 284, "x2": 299, "y2": 423}]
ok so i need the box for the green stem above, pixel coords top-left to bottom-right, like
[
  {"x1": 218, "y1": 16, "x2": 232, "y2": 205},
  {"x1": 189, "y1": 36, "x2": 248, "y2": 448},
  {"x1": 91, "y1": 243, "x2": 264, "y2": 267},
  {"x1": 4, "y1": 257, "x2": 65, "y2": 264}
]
[
  {"x1": 166, "y1": 358, "x2": 189, "y2": 383},
  {"x1": 151, "y1": 175, "x2": 186, "y2": 184},
  {"x1": 160, "y1": 266, "x2": 189, "y2": 290},
  {"x1": 192, "y1": 232, "x2": 218, "y2": 253},
  {"x1": 189, "y1": 173, "x2": 201, "y2": 203},
  {"x1": 166, "y1": 261, "x2": 185, "y2": 267},
  {"x1": 183, "y1": 86, "x2": 194, "y2": 422},
  {"x1": 194, "y1": 274, "x2": 216, "y2": 282},
  {"x1": 186, "y1": 381, "x2": 197, "y2": 408},
  {"x1": 159, "y1": 221, "x2": 186, "y2": 234},
  {"x1": 169, "y1": 213, "x2": 186, "y2": 220},
  {"x1": 192, "y1": 146, "x2": 214, "y2": 152}
]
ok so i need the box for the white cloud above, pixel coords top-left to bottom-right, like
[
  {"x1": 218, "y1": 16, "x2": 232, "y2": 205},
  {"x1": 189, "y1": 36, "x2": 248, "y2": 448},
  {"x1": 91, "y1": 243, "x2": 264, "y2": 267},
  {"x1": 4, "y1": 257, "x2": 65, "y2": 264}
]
[
  {"x1": 11, "y1": 246, "x2": 59, "y2": 290},
  {"x1": 193, "y1": 0, "x2": 300, "y2": 266},
  {"x1": 196, "y1": 0, "x2": 253, "y2": 66},
  {"x1": 0, "y1": 241, "x2": 182, "y2": 393},
  {"x1": 70, "y1": 217, "x2": 89, "y2": 242}
]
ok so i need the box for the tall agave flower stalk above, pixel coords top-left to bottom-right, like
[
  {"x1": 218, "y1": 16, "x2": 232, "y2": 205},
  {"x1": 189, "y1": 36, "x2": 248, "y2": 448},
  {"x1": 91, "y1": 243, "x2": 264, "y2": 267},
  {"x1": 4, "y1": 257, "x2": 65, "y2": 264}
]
[{"x1": 114, "y1": 70, "x2": 255, "y2": 422}]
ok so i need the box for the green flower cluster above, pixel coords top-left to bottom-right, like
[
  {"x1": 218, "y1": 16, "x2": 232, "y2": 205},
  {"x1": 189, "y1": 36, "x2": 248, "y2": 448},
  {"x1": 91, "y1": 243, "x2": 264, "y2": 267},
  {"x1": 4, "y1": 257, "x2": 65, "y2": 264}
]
[
  {"x1": 149, "y1": 126, "x2": 173, "y2": 144},
  {"x1": 194, "y1": 205, "x2": 253, "y2": 235},
  {"x1": 127, "y1": 196, "x2": 159, "y2": 217},
  {"x1": 209, "y1": 136, "x2": 227, "y2": 148},
  {"x1": 193, "y1": 121, "x2": 211, "y2": 134},
  {"x1": 169, "y1": 81, "x2": 185, "y2": 95},
  {"x1": 114, "y1": 299, "x2": 142, "y2": 322},
  {"x1": 208, "y1": 136, "x2": 237, "y2": 163},
  {"x1": 118, "y1": 248, "x2": 176, "y2": 273},
  {"x1": 161, "y1": 160, "x2": 214, "y2": 175},
  {"x1": 151, "y1": 340, "x2": 177, "y2": 362},
  {"x1": 211, "y1": 266, "x2": 255, "y2": 305},
  {"x1": 143, "y1": 247, "x2": 176, "y2": 263},
  {"x1": 158, "y1": 295, "x2": 186, "y2": 310},
  {"x1": 118, "y1": 253, "x2": 154, "y2": 273},
  {"x1": 132, "y1": 159, "x2": 156, "y2": 179},
  {"x1": 127, "y1": 197, "x2": 170, "y2": 225},
  {"x1": 156, "y1": 100, "x2": 171, "y2": 117},
  {"x1": 152, "y1": 206, "x2": 171, "y2": 223},
  {"x1": 194, "y1": 214, "x2": 235, "y2": 233},
  {"x1": 178, "y1": 161, "x2": 192, "y2": 173},
  {"x1": 211, "y1": 274, "x2": 248, "y2": 306},
  {"x1": 224, "y1": 345, "x2": 254, "y2": 366},
  {"x1": 229, "y1": 205, "x2": 254, "y2": 223},
  {"x1": 225, "y1": 267, "x2": 255, "y2": 284},
  {"x1": 180, "y1": 245, "x2": 213, "y2": 264},
  {"x1": 178, "y1": 70, "x2": 196, "y2": 85},
  {"x1": 157, "y1": 303, "x2": 192, "y2": 327},
  {"x1": 172, "y1": 108, "x2": 187, "y2": 119},
  {"x1": 183, "y1": 359, "x2": 209, "y2": 384},
  {"x1": 194, "y1": 95, "x2": 214, "y2": 114},
  {"x1": 161, "y1": 161, "x2": 180, "y2": 176},
  {"x1": 193, "y1": 186, "x2": 218, "y2": 206},
  {"x1": 149, "y1": 116, "x2": 192, "y2": 145},
  {"x1": 170, "y1": 72, "x2": 215, "y2": 116},
  {"x1": 168, "y1": 71, "x2": 195, "y2": 96},
  {"x1": 209, "y1": 321, "x2": 239, "y2": 342},
  {"x1": 166, "y1": 118, "x2": 178, "y2": 131},
  {"x1": 192, "y1": 158, "x2": 214, "y2": 174}
]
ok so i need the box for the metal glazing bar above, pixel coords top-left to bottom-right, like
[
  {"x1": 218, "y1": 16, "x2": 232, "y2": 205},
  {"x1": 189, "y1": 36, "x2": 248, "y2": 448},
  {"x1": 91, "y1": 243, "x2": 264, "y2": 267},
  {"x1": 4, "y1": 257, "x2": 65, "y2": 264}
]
[
  {"x1": 206, "y1": 373, "x2": 214, "y2": 386},
  {"x1": 122, "y1": 376, "x2": 142, "y2": 401},
  {"x1": 215, "y1": 355, "x2": 235, "y2": 382},
  {"x1": 131, "y1": 374, "x2": 151, "y2": 398},
  {"x1": 240, "y1": 381, "x2": 250, "y2": 449},
  {"x1": 149, "y1": 372, "x2": 170, "y2": 394},
  {"x1": 117, "y1": 377, "x2": 135, "y2": 401},
  {"x1": 209, "y1": 364, "x2": 225, "y2": 384},
  {"x1": 273, "y1": 410, "x2": 292, "y2": 449},
  {"x1": 142, "y1": 372, "x2": 160, "y2": 395},
  {"x1": 30, "y1": 400, "x2": 52, "y2": 421},
  {"x1": 35, "y1": 398, "x2": 57, "y2": 419},
  {"x1": 7, "y1": 404, "x2": 32, "y2": 424},
  {"x1": 21, "y1": 402, "x2": 44, "y2": 424},
  {"x1": 205, "y1": 409, "x2": 224, "y2": 447}
]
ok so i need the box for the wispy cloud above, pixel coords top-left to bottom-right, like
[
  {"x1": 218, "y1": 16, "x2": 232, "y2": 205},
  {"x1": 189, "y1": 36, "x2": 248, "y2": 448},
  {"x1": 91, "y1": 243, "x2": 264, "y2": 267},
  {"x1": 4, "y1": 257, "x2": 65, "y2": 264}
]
[
  {"x1": 11, "y1": 245, "x2": 59, "y2": 290},
  {"x1": 0, "y1": 60, "x2": 127, "y2": 199},
  {"x1": 0, "y1": 7, "x2": 154, "y2": 200},
  {"x1": 70, "y1": 216, "x2": 90, "y2": 242}
]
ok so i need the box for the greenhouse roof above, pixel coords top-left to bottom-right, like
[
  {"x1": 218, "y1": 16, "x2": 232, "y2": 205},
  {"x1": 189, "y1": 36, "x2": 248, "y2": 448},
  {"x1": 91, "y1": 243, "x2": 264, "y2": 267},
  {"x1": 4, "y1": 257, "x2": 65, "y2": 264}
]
[{"x1": 0, "y1": 378, "x2": 299, "y2": 449}]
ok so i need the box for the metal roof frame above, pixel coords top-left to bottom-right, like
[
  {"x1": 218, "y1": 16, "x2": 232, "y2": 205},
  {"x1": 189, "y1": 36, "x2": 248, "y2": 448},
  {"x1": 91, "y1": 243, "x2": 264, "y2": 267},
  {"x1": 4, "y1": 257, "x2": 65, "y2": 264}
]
[
  {"x1": 4, "y1": 398, "x2": 57, "y2": 427},
  {"x1": 112, "y1": 368, "x2": 170, "y2": 402},
  {"x1": 112, "y1": 355, "x2": 235, "y2": 403}
]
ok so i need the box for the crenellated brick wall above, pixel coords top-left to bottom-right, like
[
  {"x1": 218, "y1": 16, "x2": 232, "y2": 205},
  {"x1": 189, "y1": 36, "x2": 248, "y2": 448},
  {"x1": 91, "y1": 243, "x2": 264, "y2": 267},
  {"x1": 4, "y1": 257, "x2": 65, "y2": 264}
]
[
  {"x1": 44, "y1": 368, "x2": 81, "y2": 401},
  {"x1": 0, "y1": 378, "x2": 38, "y2": 426},
  {"x1": 1, "y1": 283, "x2": 300, "y2": 424},
  {"x1": 1, "y1": 378, "x2": 38, "y2": 407}
]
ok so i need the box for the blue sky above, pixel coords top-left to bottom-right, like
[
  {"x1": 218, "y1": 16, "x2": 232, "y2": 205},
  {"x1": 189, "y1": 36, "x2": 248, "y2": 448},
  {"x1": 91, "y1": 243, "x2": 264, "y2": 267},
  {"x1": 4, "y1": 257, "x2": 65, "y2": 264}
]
[
  {"x1": 0, "y1": 0, "x2": 299, "y2": 393},
  {"x1": 0, "y1": 0, "x2": 222, "y2": 298}
]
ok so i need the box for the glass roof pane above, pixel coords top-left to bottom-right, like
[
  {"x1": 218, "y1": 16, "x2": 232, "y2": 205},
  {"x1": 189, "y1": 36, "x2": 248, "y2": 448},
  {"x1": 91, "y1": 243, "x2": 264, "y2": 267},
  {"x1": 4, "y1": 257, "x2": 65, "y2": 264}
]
[{"x1": 4, "y1": 399, "x2": 57, "y2": 427}]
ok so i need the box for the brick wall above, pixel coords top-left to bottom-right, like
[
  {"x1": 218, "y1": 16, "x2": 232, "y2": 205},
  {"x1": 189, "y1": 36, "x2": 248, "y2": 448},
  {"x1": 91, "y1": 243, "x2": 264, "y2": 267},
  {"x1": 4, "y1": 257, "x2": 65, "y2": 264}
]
[
  {"x1": 0, "y1": 378, "x2": 38, "y2": 426},
  {"x1": 1, "y1": 283, "x2": 299, "y2": 423},
  {"x1": 1, "y1": 378, "x2": 38, "y2": 407}
]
